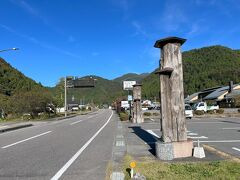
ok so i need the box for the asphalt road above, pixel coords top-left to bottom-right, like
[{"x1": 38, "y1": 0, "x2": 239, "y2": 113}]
[
  {"x1": 0, "y1": 109, "x2": 117, "y2": 180},
  {"x1": 143, "y1": 116, "x2": 240, "y2": 158}
]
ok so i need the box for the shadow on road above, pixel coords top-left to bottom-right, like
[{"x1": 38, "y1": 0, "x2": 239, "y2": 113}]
[
  {"x1": 221, "y1": 120, "x2": 240, "y2": 125},
  {"x1": 129, "y1": 126, "x2": 157, "y2": 155}
]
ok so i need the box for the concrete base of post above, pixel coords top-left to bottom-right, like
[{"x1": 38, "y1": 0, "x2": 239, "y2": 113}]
[
  {"x1": 155, "y1": 139, "x2": 193, "y2": 160},
  {"x1": 193, "y1": 147, "x2": 205, "y2": 158}
]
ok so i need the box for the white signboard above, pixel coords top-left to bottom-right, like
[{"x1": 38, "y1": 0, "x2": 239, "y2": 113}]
[
  {"x1": 123, "y1": 81, "x2": 136, "y2": 90},
  {"x1": 121, "y1": 101, "x2": 129, "y2": 108}
]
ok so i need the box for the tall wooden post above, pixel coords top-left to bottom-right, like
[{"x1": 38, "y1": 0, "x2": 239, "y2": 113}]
[
  {"x1": 154, "y1": 37, "x2": 193, "y2": 160},
  {"x1": 132, "y1": 84, "x2": 143, "y2": 123}
]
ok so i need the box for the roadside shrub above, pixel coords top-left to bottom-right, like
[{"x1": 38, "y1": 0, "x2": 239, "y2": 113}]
[
  {"x1": 216, "y1": 108, "x2": 224, "y2": 114},
  {"x1": 119, "y1": 112, "x2": 129, "y2": 121},
  {"x1": 207, "y1": 110, "x2": 214, "y2": 114},
  {"x1": 143, "y1": 112, "x2": 151, "y2": 116},
  {"x1": 81, "y1": 107, "x2": 86, "y2": 111},
  {"x1": 152, "y1": 112, "x2": 160, "y2": 116},
  {"x1": 194, "y1": 110, "x2": 204, "y2": 115}
]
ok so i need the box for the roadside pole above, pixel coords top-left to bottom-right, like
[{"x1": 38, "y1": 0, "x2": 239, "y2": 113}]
[
  {"x1": 65, "y1": 77, "x2": 67, "y2": 117},
  {"x1": 128, "y1": 90, "x2": 132, "y2": 119}
]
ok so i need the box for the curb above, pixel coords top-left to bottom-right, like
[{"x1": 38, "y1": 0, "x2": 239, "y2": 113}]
[
  {"x1": 203, "y1": 144, "x2": 240, "y2": 163},
  {"x1": 0, "y1": 124, "x2": 33, "y2": 133}
]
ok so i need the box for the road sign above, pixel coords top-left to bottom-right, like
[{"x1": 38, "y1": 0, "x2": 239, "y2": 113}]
[
  {"x1": 67, "y1": 78, "x2": 95, "y2": 88},
  {"x1": 123, "y1": 81, "x2": 136, "y2": 90},
  {"x1": 73, "y1": 78, "x2": 95, "y2": 88},
  {"x1": 128, "y1": 95, "x2": 133, "y2": 101}
]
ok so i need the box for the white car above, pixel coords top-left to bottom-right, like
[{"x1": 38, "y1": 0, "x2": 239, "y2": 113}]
[{"x1": 185, "y1": 104, "x2": 193, "y2": 119}]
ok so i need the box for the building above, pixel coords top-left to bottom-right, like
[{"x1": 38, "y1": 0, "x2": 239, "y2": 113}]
[{"x1": 185, "y1": 81, "x2": 240, "y2": 108}]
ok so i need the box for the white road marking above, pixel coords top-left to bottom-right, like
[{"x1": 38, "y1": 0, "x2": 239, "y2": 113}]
[
  {"x1": 194, "y1": 140, "x2": 240, "y2": 143},
  {"x1": 222, "y1": 127, "x2": 240, "y2": 130},
  {"x1": 146, "y1": 130, "x2": 160, "y2": 139},
  {"x1": 51, "y1": 111, "x2": 113, "y2": 180},
  {"x1": 70, "y1": 111, "x2": 104, "y2": 125},
  {"x1": 188, "y1": 136, "x2": 208, "y2": 139},
  {"x1": 188, "y1": 132, "x2": 198, "y2": 136},
  {"x1": 1, "y1": 131, "x2": 52, "y2": 149},
  {"x1": 70, "y1": 120, "x2": 83, "y2": 125},
  {"x1": 150, "y1": 118, "x2": 155, "y2": 122},
  {"x1": 232, "y1": 147, "x2": 240, "y2": 152},
  {"x1": 188, "y1": 122, "x2": 225, "y2": 124}
]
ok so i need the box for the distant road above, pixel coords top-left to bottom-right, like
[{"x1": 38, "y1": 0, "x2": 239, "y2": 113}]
[{"x1": 0, "y1": 109, "x2": 117, "y2": 180}]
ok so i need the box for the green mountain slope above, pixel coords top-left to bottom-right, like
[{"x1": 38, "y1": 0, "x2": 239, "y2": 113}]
[
  {"x1": 113, "y1": 73, "x2": 149, "y2": 83},
  {"x1": 0, "y1": 57, "x2": 43, "y2": 96},
  {"x1": 51, "y1": 76, "x2": 125, "y2": 105},
  {"x1": 142, "y1": 45, "x2": 240, "y2": 99}
]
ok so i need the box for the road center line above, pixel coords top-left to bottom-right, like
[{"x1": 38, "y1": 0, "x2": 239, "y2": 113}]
[
  {"x1": 1, "y1": 131, "x2": 52, "y2": 149},
  {"x1": 70, "y1": 120, "x2": 83, "y2": 125},
  {"x1": 232, "y1": 147, "x2": 240, "y2": 152},
  {"x1": 70, "y1": 111, "x2": 104, "y2": 125},
  {"x1": 51, "y1": 111, "x2": 113, "y2": 180}
]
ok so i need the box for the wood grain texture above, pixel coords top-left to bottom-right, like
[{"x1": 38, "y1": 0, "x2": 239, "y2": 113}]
[{"x1": 159, "y1": 43, "x2": 187, "y2": 142}]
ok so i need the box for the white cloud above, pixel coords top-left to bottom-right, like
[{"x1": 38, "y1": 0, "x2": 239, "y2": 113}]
[
  {"x1": 131, "y1": 21, "x2": 148, "y2": 37},
  {"x1": 0, "y1": 24, "x2": 81, "y2": 59},
  {"x1": 9, "y1": 0, "x2": 49, "y2": 25},
  {"x1": 160, "y1": 1, "x2": 188, "y2": 32}
]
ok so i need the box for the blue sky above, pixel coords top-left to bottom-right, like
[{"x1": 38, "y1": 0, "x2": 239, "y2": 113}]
[{"x1": 0, "y1": 0, "x2": 240, "y2": 87}]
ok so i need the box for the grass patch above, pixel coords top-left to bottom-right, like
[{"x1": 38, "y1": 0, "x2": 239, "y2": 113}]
[
  {"x1": 143, "y1": 112, "x2": 151, "y2": 116},
  {"x1": 122, "y1": 155, "x2": 240, "y2": 180}
]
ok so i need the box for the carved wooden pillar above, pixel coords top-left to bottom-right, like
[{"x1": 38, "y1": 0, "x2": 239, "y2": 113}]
[
  {"x1": 132, "y1": 84, "x2": 143, "y2": 123},
  {"x1": 154, "y1": 37, "x2": 187, "y2": 142}
]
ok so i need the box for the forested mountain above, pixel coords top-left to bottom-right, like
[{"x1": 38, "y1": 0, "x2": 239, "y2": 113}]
[
  {"x1": 113, "y1": 73, "x2": 149, "y2": 83},
  {"x1": 0, "y1": 57, "x2": 51, "y2": 116},
  {"x1": 1, "y1": 45, "x2": 240, "y2": 111},
  {"x1": 0, "y1": 57, "x2": 43, "y2": 96},
  {"x1": 141, "y1": 45, "x2": 240, "y2": 100},
  {"x1": 50, "y1": 76, "x2": 125, "y2": 105}
]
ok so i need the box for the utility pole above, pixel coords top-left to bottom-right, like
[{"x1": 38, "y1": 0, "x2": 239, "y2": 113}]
[{"x1": 64, "y1": 77, "x2": 67, "y2": 117}]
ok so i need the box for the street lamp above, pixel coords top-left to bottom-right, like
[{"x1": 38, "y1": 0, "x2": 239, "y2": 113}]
[{"x1": 0, "y1": 48, "x2": 19, "y2": 53}]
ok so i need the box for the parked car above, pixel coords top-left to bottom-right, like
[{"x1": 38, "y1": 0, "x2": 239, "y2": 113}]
[
  {"x1": 192, "y1": 101, "x2": 219, "y2": 112},
  {"x1": 185, "y1": 104, "x2": 193, "y2": 119}
]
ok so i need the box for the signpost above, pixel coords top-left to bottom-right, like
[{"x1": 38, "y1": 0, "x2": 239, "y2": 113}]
[
  {"x1": 123, "y1": 81, "x2": 136, "y2": 120},
  {"x1": 64, "y1": 77, "x2": 95, "y2": 117}
]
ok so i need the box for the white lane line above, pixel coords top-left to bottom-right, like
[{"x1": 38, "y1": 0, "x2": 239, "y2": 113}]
[
  {"x1": 188, "y1": 132, "x2": 198, "y2": 136},
  {"x1": 69, "y1": 111, "x2": 105, "y2": 125},
  {"x1": 232, "y1": 147, "x2": 240, "y2": 152},
  {"x1": 222, "y1": 127, "x2": 240, "y2": 130},
  {"x1": 146, "y1": 130, "x2": 160, "y2": 139},
  {"x1": 188, "y1": 122, "x2": 225, "y2": 124},
  {"x1": 70, "y1": 120, "x2": 83, "y2": 125},
  {"x1": 188, "y1": 136, "x2": 208, "y2": 139},
  {"x1": 1, "y1": 131, "x2": 52, "y2": 149},
  {"x1": 194, "y1": 140, "x2": 240, "y2": 143},
  {"x1": 51, "y1": 111, "x2": 113, "y2": 180}
]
